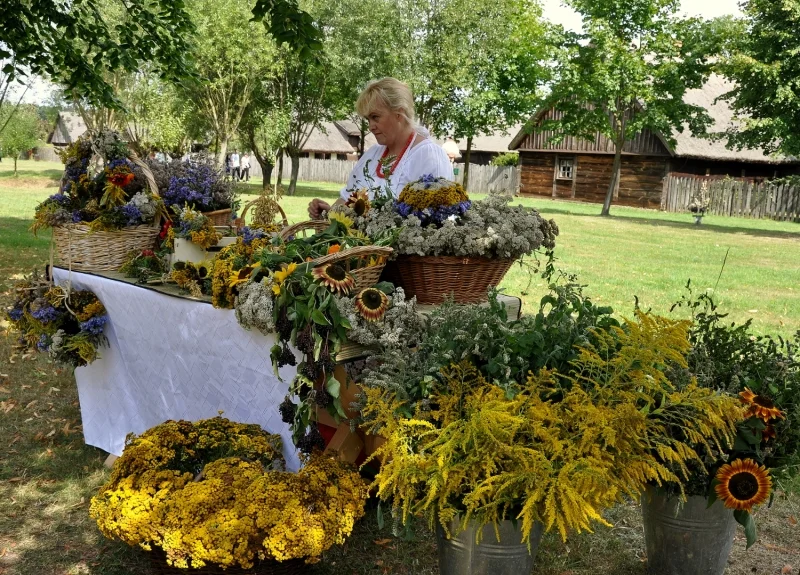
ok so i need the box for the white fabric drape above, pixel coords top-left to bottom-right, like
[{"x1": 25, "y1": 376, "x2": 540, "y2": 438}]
[{"x1": 53, "y1": 268, "x2": 302, "y2": 471}]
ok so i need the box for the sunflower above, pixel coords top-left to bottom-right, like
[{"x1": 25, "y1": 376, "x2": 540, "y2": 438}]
[
  {"x1": 354, "y1": 288, "x2": 389, "y2": 321},
  {"x1": 715, "y1": 458, "x2": 772, "y2": 512},
  {"x1": 762, "y1": 424, "x2": 777, "y2": 441},
  {"x1": 346, "y1": 189, "x2": 371, "y2": 216},
  {"x1": 271, "y1": 262, "x2": 298, "y2": 296},
  {"x1": 740, "y1": 387, "x2": 784, "y2": 422},
  {"x1": 329, "y1": 211, "x2": 354, "y2": 229},
  {"x1": 229, "y1": 263, "x2": 260, "y2": 289},
  {"x1": 312, "y1": 263, "x2": 355, "y2": 294}
]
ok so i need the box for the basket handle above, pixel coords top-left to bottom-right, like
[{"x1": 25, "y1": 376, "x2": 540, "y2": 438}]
[
  {"x1": 236, "y1": 199, "x2": 289, "y2": 232},
  {"x1": 310, "y1": 245, "x2": 393, "y2": 269},
  {"x1": 129, "y1": 151, "x2": 159, "y2": 197},
  {"x1": 279, "y1": 219, "x2": 330, "y2": 240}
]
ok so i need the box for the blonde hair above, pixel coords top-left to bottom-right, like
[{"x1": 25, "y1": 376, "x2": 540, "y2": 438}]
[{"x1": 356, "y1": 78, "x2": 422, "y2": 133}]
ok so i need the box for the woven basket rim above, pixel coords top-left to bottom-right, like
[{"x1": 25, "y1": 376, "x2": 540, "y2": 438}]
[
  {"x1": 54, "y1": 221, "x2": 161, "y2": 232},
  {"x1": 397, "y1": 254, "x2": 515, "y2": 264}
]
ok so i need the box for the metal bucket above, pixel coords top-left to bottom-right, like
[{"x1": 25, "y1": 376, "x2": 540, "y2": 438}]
[
  {"x1": 437, "y1": 517, "x2": 544, "y2": 575},
  {"x1": 641, "y1": 485, "x2": 736, "y2": 575}
]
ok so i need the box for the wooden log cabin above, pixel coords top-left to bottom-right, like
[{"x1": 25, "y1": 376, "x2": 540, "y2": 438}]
[{"x1": 509, "y1": 75, "x2": 800, "y2": 208}]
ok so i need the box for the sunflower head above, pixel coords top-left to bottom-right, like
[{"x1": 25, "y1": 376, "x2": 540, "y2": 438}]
[
  {"x1": 762, "y1": 424, "x2": 777, "y2": 441},
  {"x1": 312, "y1": 263, "x2": 355, "y2": 294},
  {"x1": 740, "y1": 387, "x2": 784, "y2": 422},
  {"x1": 715, "y1": 458, "x2": 772, "y2": 512},
  {"x1": 355, "y1": 288, "x2": 389, "y2": 321},
  {"x1": 346, "y1": 189, "x2": 371, "y2": 216},
  {"x1": 271, "y1": 262, "x2": 297, "y2": 295},
  {"x1": 329, "y1": 210, "x2": 354, "y2": 229}
]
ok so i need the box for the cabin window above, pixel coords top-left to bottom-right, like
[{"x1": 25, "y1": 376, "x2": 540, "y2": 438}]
[
  {"x1": 557, "y1": 157, "x2": 574, "y2": 180},
  {"x1": 336, "y1": 153, "x2": 348, "y2": 161}
]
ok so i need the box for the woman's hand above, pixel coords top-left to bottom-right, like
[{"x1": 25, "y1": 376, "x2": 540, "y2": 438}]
[{"x1": 308, "y1": 198, "x2": 331, "y2": 220}]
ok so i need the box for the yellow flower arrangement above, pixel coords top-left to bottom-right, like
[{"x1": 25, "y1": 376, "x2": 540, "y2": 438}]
[
  {"x1": 209, "y1": 237, "x2": 272, "y2": 308},
  {"x1": 397, "y1": 180, "x2": 468, "y2": 211},
  {"x1": 90, "y1": 417, "x2": 368, "y2": 569},
  {"x1": 363, "y1": 313, "x2": 744, "y2": 542}
]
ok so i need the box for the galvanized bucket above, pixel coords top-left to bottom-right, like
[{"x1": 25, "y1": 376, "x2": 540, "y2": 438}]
[
  {"x1": 641, "y1": 485, "x2": 736, "y2": 575},
  {"x1": 437, "y1": 516, "x2": 544, "y2": 575}
]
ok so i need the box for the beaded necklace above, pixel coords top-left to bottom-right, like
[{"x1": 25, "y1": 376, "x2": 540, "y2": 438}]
[{"x1": 375, "y1": 132, "x2": 416, "y2": 179}]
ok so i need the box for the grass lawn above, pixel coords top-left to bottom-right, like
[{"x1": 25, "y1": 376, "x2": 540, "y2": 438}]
[{"x1": 1, "y1": 160, "x2": 799, "y2": 575}]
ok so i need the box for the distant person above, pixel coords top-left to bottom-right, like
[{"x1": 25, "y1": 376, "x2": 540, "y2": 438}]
[
  {"x1": 240, "y1": 152, "x2": 251, "y2": 182},
  {"x1": 230, "y1": 149, "x2": 241, "y2": 181},
  {"x1": 224, "y1": 154, "x2": 232, "y2": 181}
]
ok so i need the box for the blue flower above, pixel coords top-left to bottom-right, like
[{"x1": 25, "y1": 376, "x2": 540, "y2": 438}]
[
  {"x1": 72, "y1": 210, "x2": 83, "y2": 223},
  {"x1": 7, "y1": 307, "x2": 23, "y2": 321},
  {"x1": 36, "y1": 334, "x2": 51, "y2": 352},
  {"x1": 108, "y1": 158, "x2": 134, "y2": 170},
  {"x1": 80, "y1": 315, "x2": 108, "y2": 336},
  {"x1": 164, "y1": 163, "x2": 217, "y2": 210},
  {"x1": 31, "y1": 305, "x2": 59, "y2": 323},
  {"x1": 48, "y1": 193, "x2": 72, "y2": 206},
  {"x1": 420, "y1": 174, "x2": 436, "y2": 187},
  {"x1": 116, "y1": 204, "x2": 143, "y2": 226},
  {"x1": 240, "y1": 226, "x2": 268, "y2": 245}
]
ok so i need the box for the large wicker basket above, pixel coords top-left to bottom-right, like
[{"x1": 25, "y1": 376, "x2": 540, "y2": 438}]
[
  {"x1": 53, "y1": 224, "x2": 160, "y2": 272},
  {"x1": 148, "y1": 549, "x2": 304, "y2": 575},
  {"x1": 279, "y1": 219, "x2": 330, "y2": 240},
  {"x1": 234, "y1": 198, "x2": 288, "y2": 232},
  {"x1": 202, "y1": 208, "x2": 234, "y2": 226},
  {"x1": 52, "y1": 152, "x2": 161, "y2": 272},
  {"x1": 311, "y1": 245, "x2": 393, "y2": 292},
  {"x1": 388, "y1": 254, "x2": 514, "y2": 304}
]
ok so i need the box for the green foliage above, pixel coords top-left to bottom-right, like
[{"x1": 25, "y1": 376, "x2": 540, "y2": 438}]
[
  {"x1": 543, "y1": 0, "x2": 715, "y2": 214},
  {"x1": 671, "y1": 283, "x2": 800, "y2": 479},
  {"x1": 718, "y1": 0, "x2": 800, "y2": 157},
  {"x1": 0, "y1": 104, "x2": 42, "y2": 174},
  {"x1": 363, "y1": 314, "x2": 742, "y2": 542},
  {"x1": 490, "y1": 152, "x2": 519, "y2": 167}
]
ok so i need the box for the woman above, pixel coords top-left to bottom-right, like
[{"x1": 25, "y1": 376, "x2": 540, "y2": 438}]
[{"x1": 308, "y1": 78, "x2": 453, "y2": 219}]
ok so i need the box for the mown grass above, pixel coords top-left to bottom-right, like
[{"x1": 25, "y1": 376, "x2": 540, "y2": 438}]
[{"x1": 1, "y1": 160, "x2": 799, "y2": 575}]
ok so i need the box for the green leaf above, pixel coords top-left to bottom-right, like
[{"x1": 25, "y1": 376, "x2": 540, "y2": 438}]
[
  {"x1": 334, "y1": 396, "x2": 347, "y2": 419},
  {"x1": 326, "y1": 375, "x2": 341, "y2": 398},
  {"x1": 311, "y1": 309, "x2": 330, "y2": 326},
  {"x1": 733, "y1": 509, "x2": 757, "y2": 549}
]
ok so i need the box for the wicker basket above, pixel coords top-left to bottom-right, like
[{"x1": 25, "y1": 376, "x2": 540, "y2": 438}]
[
  {"x1": 311, "y1": 245, "x2": 393, "y2": 292},
  {"x1": 148, "y1": 549, "x2": 304, "y2": 575},
  {"x1": 52, "y1": 152, "x2": 161, "y2": 272},
  {"x1": 389, "y1": 255, "x2": 514, "y2": 304},
  {"x1": 279, "y1": 219, "x2": 330, "y2": 241},
  {"x1": 53, "y1": 224, "x2": 160, "y2": 272},
  {"x1": 202, "y1": 208, "x2": 233, "y2": 226},
  {"x1": 234, "y1": 199, "x2": 288, "y2": 232}
]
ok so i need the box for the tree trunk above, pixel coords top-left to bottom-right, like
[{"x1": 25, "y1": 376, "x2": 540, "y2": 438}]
[
  {"x1": 602, "y1": 140, "x2": 623, "y2": 216},
  {"x1": 13, "y1": 155, "x2": 18, "y2": 176},
  {"x1": 262, "y1": 163, "x2": 274, "y2": 190},
  {"x1": 359, "y1": 118, "x2": 367, "y2": 157},
  {"x1": 463, "y1": 135, "x2": 473, "y2": 191},
  {"x1": 276, "y1": 150, "x2": 283, "y2": 187},
  {"x1": 216, "y1": 139, "x2": 229, "y2": 168},
  {"x1": 287, "y1": 153, "x2": 300, "y2": 196}
]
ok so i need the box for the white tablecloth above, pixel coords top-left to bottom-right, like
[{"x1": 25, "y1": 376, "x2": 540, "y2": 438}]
[{"x1": 53, "y1": 268, "x2": 302, "y2": 471}]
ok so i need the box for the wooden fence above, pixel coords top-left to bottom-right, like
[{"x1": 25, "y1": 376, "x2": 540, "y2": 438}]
[
  {"x1": 249, "y1": 157, "x2": 519, "y2": 193},
  {"x1": 661, "y1": 174, "x2": 800, "y2": 222}
]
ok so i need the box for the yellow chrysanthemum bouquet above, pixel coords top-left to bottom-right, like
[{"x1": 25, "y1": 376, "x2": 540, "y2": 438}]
[{"x1": 90, "y1": 417, "x2": 369, "y2": 570}]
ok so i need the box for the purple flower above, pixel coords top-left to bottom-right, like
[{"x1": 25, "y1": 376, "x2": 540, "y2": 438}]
[
  {"x1": 36, "y1": 334, "x2": 51, "y2": 352},
  {"x1": 80, "y1": 315, "x2": 108, "y2": 336},
  {"x1": 164, "y1": 163, "x2": 217, "y2": 210},
  {"x1": 7, "y1": 307, "x2": 23, "y2": 321},
  {"x1": 108, "y1": 158, "x2": 134, "y2": 170},
  {"x1": 240, "y1": 226, "x2": 268, "y2": 245},
  {"x1": 116, "y1": 204, "x2": 143, "y2": 226},
  {"x1": 31, "y1": 305, "x2": 59, "y2": 323},
  {"x1": 396, "y1": 202, "x2": 413, "y2": 217},
  {"x1": 72, "y1": 210, "x2": 83, "y2": 223},
  {"x1": 49, "y1": 193, "x2": 72, "y2": 206},
  {"x1": 420, "y1": 173, "x2": 436, "y2": 188}
]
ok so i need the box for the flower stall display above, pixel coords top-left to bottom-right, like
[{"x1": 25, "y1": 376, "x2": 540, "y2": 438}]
[
  {"x1": 151, "y1": 158, "x2": 238, "y2": 225},
  {"x1": 32, "y1": 132, "x2": 166, "y2": 272},
  {"x1": 332, "y1": 175, "x2": 559, "y2": 303},
  {"x1": 5, "y1": 270, "x2": 108, "y2": 367},
  {"x1": 89, "y1": 416, "x2": 368, "y2": 572},
  {"x1": 357, "y1": 275, "x2": 745, "y2": 573}
]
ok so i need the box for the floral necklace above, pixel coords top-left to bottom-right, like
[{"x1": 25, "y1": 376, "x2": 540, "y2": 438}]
[{"x1": 375, "y1": 132, "x2": 415, "y2": 179}]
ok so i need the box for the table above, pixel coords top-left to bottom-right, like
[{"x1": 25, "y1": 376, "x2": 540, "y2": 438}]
[
  {"x1": 53, "y1": 267, "x2": 303, "y2": 470},
  {"x1": 52, "y1": 267, "x2": 522, "y2": 471}
]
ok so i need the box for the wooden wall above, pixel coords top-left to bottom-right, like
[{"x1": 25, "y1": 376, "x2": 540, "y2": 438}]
[
  {"x1": 519, "y1": 152, "x2": 667, "y2": 208},
  {"x1": 669, "y1": 157, "x2": 800, "y2": 179}
]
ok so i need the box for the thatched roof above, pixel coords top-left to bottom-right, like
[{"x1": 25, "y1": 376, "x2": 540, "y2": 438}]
[
  {"x1": 333, "y1": 120, "x2": 378, "y2": 149},
  {"x1": 47, "y1": 112, "x2": 87, "y2": 146},
  {"x1": 303, "y1": 121, "x2": 360, "y2": 154},
  {"x1": 672, "y1": 74, "x2": 791, "y2": 163},
  {"x1": 431, "y1": 125, "x2": 523, "y2": 154}
]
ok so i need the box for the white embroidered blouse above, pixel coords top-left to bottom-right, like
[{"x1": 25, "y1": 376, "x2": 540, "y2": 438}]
[{"x1": 339, "y1": 137, "x2": 454, "y2": 201}]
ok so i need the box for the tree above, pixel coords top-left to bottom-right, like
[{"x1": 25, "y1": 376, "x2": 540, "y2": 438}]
[
  {"x1": 120, "y1": 72, "x2": 191, "y2": 155},
  {"x1": 184, "y1": 0, "x2": 281, "y2": 166},
  {"x1": 718, "y1": 0, "x2": 800, "y2": 157},
  {"x1": 435, "y1": 0, "x2": 551, "y2": 190},
  {"x1": 0, "y1": 0, "x2": 322, "y2": 112},
  {"x1": 241, "y1": 88, "x2": 291, "y2": 189},
  {"x1": 541, "y1": 0, "x2": 714, "y2": 215},
  {"x1": 0, "y1": 104, "x2": 43, "y2": 175}
]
